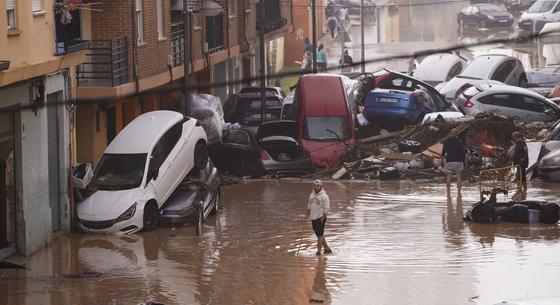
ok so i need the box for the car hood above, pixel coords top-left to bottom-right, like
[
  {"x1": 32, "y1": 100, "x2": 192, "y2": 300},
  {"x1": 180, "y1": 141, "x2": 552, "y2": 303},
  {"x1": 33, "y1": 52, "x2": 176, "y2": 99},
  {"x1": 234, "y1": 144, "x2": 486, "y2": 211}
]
[
  {"x1": 520, "y1": 11, "x2": 547, "y2": 20},
  {"x1": 540, "y1": 149, "x2": 560, "y2": 168},
  {"x1": 78, "y1": 188, "x2": 141, "y2": 221}
]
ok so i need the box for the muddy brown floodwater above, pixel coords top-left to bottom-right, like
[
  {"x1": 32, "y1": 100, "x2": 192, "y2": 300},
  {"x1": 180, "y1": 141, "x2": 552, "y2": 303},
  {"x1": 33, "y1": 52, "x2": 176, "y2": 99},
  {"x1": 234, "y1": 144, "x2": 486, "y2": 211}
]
[{"x1": 1, "y1": 180, "x2": 560, "y2": 305}]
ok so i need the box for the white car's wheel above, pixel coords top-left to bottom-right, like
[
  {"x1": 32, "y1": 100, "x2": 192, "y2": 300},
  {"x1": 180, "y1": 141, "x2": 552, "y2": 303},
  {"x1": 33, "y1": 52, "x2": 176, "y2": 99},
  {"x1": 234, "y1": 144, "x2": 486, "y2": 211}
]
[
  {"x1": 143, "y1": 203, "x2": 158, "y2": 231},
  {"x1": 194, "y1": 141, "x2": 209, "y2": 171}
]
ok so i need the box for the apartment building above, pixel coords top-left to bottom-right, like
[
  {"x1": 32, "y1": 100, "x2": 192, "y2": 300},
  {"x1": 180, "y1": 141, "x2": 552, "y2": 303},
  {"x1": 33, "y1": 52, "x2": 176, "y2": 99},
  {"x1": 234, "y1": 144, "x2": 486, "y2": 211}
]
[
  {"x1": 0, "y1": 0, "x2": 87, "y2": 257},
  {"x1": 75, "y1": 0, "x2": 294, "y2": 165}
]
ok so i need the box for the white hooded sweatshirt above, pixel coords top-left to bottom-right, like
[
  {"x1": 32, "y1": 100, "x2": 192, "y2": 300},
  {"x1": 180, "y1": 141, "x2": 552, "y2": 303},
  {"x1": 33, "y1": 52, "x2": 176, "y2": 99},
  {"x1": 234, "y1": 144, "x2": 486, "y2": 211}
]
[{"x1": 308, "y1": 188, "x2": 330, "y2": 221}]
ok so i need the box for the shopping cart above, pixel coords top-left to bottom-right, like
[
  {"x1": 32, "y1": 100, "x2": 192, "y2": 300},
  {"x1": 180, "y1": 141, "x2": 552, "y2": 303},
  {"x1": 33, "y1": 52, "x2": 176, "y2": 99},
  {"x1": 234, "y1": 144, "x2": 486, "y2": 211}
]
[{"x1": 479, "y1": 165, "x2": 523, "y2": 201}]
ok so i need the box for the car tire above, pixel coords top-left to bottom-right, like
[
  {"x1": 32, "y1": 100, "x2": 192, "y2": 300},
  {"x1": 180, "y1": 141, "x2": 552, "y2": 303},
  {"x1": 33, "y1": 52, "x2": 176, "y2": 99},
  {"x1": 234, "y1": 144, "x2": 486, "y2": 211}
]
[
  {"x1": 194, "y1": 141, "x2": 209, "y2": 171},
  {"x1": 518, "y1": 75, "x2": 528, "y2": 88},
  {"x1": 398, "y1": 139, "x2": 423, "y2": 154},
  {"x1": 143, "y1": 203, "x2": 158, "y2": 231},
  {"x1": 211, "y1": 188, "x2": 220, "y2": 216},
  {"x1": 479, "y1": 20, "x2": 486, "y2": 28},
  {"x1": 195, "y1": 205, "x2": 204, "y2": 236}
]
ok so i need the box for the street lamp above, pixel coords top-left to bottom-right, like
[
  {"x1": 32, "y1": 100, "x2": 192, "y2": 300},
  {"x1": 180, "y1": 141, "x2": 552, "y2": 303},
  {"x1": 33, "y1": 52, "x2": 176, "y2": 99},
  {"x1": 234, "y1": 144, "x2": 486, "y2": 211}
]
[{"x1": 183, "y1": 0, "x2": 224, "y2": 116}]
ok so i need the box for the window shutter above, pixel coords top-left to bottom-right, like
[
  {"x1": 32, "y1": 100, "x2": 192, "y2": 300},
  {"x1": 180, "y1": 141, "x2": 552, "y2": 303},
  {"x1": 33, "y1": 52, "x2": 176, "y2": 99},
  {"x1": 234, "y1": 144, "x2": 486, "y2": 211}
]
[
  {"x1": 7, "y1": 0, "x2": 14, "y2": 10},
  {"x1": 32, "y1": 0, "x2": 42, "y2": 12}
]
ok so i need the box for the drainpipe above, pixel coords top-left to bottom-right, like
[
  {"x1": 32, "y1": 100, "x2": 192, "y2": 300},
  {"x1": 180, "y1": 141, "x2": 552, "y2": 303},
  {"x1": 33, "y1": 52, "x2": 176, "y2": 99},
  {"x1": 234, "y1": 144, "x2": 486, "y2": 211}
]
[{"x1": 131, "y1": 4, "x2": 140, "y2": 94}]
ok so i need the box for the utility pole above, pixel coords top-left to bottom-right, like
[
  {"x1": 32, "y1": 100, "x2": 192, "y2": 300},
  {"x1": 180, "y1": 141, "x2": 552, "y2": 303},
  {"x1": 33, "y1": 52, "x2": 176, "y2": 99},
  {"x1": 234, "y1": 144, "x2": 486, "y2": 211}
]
[
  {"x1": 376, "y1": 5, "x2": 381, "y2": 44},
  {"x1": 361, "y1": 0, "x2": 365, "y2": 73},
  {"x1": 259, "y1": 0, "x2": 266, "y2": 125},
  {"x1": 183, "y1": 0, "x2": 191, "y2": 116},
  {"x1": 311, "y1": 0, "x2": 317, "y2": 73}
]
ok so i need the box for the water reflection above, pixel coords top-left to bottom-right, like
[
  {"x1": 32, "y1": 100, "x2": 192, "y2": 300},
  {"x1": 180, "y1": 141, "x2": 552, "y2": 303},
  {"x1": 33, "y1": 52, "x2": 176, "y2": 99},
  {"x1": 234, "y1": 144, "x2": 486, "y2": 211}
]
[{"x1": 443, "y1": 196, "x2": 467, "y2": 250}]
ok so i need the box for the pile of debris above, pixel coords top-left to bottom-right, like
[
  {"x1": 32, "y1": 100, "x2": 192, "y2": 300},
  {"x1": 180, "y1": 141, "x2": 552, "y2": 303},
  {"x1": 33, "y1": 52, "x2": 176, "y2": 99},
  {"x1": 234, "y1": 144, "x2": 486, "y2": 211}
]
[{"x1": 308, "y1": 113, "x2": 549, "y2": 182}]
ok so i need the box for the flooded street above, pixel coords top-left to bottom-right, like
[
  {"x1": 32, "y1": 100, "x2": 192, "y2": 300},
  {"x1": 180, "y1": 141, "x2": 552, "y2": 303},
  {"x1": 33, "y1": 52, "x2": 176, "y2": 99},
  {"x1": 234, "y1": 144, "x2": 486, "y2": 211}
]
[{"x1": 2, "y1": 180, "x2": 560, "y2": 305}]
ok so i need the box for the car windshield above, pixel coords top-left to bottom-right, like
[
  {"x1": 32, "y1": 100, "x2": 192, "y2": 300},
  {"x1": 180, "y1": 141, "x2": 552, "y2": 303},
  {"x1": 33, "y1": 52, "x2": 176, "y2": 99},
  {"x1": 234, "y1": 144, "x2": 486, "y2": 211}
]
[
  {"x1": 462, "y1": 57, "x2": 503, "y2": 78},
  {"x1": 528, "y1": 0, "x2": 556, "y2": 12},
  {"x1": 479, "y1": 4, "x2": 502, "y2": 12},
  {"x1": 304, "y1": 116, "x2": 351, "y2": 141},
  {"x1": 94, "y1": 153, "x2": 147, "y2": 190}
]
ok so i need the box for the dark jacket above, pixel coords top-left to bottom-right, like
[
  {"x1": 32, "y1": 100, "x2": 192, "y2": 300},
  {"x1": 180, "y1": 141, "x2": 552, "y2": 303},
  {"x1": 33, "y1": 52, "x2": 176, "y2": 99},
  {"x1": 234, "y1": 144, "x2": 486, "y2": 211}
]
[
  {"x1": 512, "y1": 140, "x2": 528, "y2": 169},
  {"x1": 442, "y1": 136, "x2": 465, "y2": 163}
]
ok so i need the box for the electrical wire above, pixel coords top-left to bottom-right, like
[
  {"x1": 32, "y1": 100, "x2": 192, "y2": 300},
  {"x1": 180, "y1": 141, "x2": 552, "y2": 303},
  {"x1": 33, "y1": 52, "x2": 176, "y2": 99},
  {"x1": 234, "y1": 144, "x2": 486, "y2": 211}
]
[{"x1": 0, "y1": 28, "x2": 557, "y2": 114}]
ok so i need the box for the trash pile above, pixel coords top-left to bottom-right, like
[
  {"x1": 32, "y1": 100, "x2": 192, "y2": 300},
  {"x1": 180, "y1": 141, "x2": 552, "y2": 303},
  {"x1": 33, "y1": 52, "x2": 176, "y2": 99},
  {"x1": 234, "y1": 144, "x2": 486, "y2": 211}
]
[{"x1": 307, "y1": 113, "x2": 552, "y2": 182}]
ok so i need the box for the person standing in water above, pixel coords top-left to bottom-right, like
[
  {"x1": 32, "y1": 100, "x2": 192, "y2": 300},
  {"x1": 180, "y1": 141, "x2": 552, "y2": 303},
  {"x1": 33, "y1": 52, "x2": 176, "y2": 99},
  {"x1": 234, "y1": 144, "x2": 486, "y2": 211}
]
[{"x1": 307, "y1": 180, "x2": 332, "y2": 256}]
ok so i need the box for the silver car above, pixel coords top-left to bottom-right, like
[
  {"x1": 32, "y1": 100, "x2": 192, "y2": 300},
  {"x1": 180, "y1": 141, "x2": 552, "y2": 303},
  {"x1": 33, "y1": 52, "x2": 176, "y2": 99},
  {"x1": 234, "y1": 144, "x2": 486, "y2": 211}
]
[
  {"x1": 455, "y1": 84, "x2": 560, "y2": 121},
  {"x1": 439, "y1": 54, "x2": 527, "y2": 102}
]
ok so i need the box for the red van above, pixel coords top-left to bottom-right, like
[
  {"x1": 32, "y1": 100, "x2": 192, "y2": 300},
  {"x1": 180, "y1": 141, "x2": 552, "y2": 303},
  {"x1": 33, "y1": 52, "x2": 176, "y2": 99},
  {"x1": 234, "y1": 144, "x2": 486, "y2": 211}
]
[{"x1": 294, "y1": 74, "x2": 356, "y2": 167}]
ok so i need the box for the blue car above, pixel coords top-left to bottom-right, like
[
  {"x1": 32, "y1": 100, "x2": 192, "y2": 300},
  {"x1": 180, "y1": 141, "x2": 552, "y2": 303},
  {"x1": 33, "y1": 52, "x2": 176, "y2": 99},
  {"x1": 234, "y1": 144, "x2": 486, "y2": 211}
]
[{"x1": 363, "y1": 88, "x2": 446, "y2": 131}]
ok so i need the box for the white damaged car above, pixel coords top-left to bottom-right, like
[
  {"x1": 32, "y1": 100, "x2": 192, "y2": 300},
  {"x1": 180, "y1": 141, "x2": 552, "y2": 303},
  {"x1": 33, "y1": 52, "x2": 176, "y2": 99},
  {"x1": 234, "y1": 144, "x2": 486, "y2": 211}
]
[{"x1": 77, "y1": 111, "x2": 208, "y2": 234}]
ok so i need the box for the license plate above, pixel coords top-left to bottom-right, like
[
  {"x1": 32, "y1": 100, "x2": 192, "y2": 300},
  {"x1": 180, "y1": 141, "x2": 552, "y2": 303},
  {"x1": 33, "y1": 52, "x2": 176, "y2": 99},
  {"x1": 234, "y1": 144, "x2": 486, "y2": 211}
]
[
  {"x1": 379, "y1": 97, "x2": 398, "y2": 103},
  {"x1": 499, "y1": 19, "x2": 508, "y2": 23}
]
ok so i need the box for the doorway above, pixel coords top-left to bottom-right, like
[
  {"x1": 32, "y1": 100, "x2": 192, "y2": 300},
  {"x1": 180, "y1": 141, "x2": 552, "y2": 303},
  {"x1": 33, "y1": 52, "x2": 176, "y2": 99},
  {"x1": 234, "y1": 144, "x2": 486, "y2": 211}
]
[{"x1": 47, "y1": 93, "x2": 62, "y2": 232}]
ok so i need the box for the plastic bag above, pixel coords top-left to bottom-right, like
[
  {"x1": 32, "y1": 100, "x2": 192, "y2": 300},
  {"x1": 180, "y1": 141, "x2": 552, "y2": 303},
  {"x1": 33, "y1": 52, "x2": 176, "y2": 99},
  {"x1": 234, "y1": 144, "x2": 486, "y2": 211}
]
[{"x1": 191, "y1": 94, "x2": 225, "y2": 144}]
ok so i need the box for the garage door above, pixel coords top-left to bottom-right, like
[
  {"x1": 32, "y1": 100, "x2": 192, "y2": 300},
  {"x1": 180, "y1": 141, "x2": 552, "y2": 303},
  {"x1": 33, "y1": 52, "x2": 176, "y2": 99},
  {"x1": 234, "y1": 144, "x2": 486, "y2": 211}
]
[
  {"x1": 47, "y1": 93, "x2": 61, "y2": 232},
  {"x1": 0, "y1": 111, "x2": 15, "y2": 248}
]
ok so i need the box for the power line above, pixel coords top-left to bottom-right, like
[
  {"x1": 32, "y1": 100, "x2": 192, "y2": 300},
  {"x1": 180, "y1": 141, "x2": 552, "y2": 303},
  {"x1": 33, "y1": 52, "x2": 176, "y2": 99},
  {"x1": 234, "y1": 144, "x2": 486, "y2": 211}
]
[{"x1": 0, "y1": 28, "x2": 556, "y2": 114}]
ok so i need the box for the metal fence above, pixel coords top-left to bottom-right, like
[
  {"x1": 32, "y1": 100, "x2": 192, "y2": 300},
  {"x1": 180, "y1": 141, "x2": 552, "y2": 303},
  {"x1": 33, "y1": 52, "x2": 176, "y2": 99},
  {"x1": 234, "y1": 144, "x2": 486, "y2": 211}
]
[{"x1": 76, "y1": 37, "x2": 129, "y2": 87}]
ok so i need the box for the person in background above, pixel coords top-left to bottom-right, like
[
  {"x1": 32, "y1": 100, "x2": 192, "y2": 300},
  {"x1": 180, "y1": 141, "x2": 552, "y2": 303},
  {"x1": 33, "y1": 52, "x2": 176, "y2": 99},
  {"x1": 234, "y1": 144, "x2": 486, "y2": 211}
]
[
  {"x1": 316, "y1": 44, "x2": 327, "y2": 73},
  {"x1": 327, "y1": 15, "x2": 339, "y2": 39},
  {"x1": 442, "y1": 128, "x2": 466, "y2": 199},
  {"x1": 306, "y1": 180, "x2": 332, "y2": 256},
  {"x1": 304, "y1": 37, "x2": 313, "y2": 56},
  {"x1": 339, "y1": 49, "x2": 353, "y2": 72},
  {"x1": 337, "y1": 7, "x2": 348, "y2": 30},
  {"x1": 295, "y1": 51, "x2": 312, "y2": 74},
  {"x1": 511, "y1": 131, "x2": 529, "y2": 199}
]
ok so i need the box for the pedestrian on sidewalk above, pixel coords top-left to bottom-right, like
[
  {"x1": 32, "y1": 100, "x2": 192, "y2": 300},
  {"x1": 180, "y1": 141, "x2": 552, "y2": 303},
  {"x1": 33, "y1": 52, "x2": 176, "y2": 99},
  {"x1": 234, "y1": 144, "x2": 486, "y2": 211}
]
[
  {"x1": 339, "y1": 49, "x2": 353, "y2": 72},
  {"x1": 442, "y1": 128, "x2": 466, "y2": 199},
  {"x1": 304, "y1": 37, "x2": 313, "y2": 55},
  {"x1": 317, "y1": 44, "x2": 327, "y2": 73},
  {"x1": 510, "y1": 131, "x2": 529, "y2": 199},
  {"x1": 295, "y1": 51, "x2": 312, "y2": 74},
  {"x1": 306, "y1": 180, "x2": 332, "y2": 256},
  {"x1": 327, "y1": 15, "x2": 339, "y2": 39},
  {"x1": 337, "y1": 7, "x2": 348, "y2": 30}
]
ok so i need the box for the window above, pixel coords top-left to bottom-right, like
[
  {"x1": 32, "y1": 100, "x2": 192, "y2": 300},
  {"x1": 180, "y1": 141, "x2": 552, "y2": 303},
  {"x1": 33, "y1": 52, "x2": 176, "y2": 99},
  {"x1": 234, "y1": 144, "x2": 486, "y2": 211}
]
[
  {"x1": 303, "y1": 117, "x2": 351, "y2": 141},
  {"x1": 447, "y1": 63, "x2": 463, "y2": 81},
  {"x1": 32, "y1": 0, "x2": 42, "y2": 12},
  {"x1": 479, "y1": 94, "x2": 520, "y2": 108},
  {"x1": 135, "y1": 0, "x2": 144, "y2": 44},
  {"x1": 206, "y1": 13, "x2": 225, "y2": 52},
  {"x1": 94, "y1": 154, "x2": 148, "y2": 190},
  {"x1": 6, "y1": 0, "x2": 16, "y2": 29},
  {"x1": 491, "y1": 60, "x2": 515, "y2": 82},
  {"x1": 156, "y1": 0, "x2": 164, "y2": 39},
  {"x1": 149, "y1": 123, "x2": 183, "y2": 172},
  {"x1": 519, "y1": 95, "x2": 552, "y2": 113}
]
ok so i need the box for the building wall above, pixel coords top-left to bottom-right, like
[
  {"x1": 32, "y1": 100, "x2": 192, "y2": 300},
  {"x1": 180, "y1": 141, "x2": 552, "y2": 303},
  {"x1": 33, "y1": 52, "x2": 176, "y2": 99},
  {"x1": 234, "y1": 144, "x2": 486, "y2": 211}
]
[
  {"x1": 0, "y1": 71, "x2": 71, "y2": 256},
  {"x1": 0, "y1": 0, "x2": 56, "y2": 68},
  {"x1": 284, "y1": 0, "x2": 325, "y2": 68}
]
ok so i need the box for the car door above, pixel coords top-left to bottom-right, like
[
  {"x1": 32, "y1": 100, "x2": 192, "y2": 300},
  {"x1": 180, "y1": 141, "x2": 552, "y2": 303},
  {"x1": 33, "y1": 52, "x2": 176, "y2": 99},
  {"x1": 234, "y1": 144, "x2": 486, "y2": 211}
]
[
  {"x1": 518, "y1": 95, "x2": 560, "y2": 121},
  {"x1": 477, "y1": 93, "x2": 525, "y2": 118},
  {"x1": 147, "y1": 123, "x2": 183, "y2": 205},
  {"x1": 490, "y1": 60, "x2": 515, "y2": 83}
]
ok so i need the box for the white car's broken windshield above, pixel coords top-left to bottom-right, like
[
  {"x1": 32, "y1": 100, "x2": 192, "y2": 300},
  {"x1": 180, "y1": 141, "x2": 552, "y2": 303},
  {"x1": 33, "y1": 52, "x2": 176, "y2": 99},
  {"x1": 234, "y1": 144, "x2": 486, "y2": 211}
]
[{"x1": 94, "y1": 153, "x2": 147, "y2": 190}]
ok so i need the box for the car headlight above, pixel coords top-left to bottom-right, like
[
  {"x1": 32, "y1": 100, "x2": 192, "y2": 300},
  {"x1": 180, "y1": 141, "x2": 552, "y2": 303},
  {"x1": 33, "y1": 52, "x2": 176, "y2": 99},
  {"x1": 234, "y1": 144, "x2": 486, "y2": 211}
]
[
  {"x1": 117, "y1": 203, "x2": 137, "y2": 222},
  {"x1": 488, "y1": 15, "x2": 495, "y2": 20}
]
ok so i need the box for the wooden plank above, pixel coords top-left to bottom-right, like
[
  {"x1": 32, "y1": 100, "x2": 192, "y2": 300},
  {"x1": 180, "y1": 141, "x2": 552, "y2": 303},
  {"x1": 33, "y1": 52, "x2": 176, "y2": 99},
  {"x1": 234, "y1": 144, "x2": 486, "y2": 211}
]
[
  {"x1": 378, "y1": 153, "x2": 418, "y2": 161},
  {"x1": 421, "y1": 143, "x2": 443, "y2": 158},
  {"x1": 331, "y1": 167, "x2": 348, "y2": 180},
  {"x1": 358, "y1": 130, "x2": 403, "y2": 143}
]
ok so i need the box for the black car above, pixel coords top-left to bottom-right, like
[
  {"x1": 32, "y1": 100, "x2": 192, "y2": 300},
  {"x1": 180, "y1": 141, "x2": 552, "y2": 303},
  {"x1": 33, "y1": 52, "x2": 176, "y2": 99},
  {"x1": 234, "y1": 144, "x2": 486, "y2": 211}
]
[
  {"x1": 223, "y1": 93, "x2": 284, "y2": 131},
  {"x1": 457, "y1": 4, "x2": 514, "y2": 29},
  {"x1": 209, "y1": 121, "x2": 312, "y2": 178},
  {"x1": 158, "y1": 160, "x2": 220, "y2": 233}
]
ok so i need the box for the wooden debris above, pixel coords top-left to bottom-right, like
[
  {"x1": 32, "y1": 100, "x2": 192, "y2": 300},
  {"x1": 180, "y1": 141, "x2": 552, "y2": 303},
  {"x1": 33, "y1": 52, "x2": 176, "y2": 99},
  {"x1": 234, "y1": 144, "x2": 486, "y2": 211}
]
[
  {"x1": 358, "y1": 130, "x2": 403, "y2": 143},
  {"x1": 332, "y1": 167, "x2": 348, "y2": 180}
]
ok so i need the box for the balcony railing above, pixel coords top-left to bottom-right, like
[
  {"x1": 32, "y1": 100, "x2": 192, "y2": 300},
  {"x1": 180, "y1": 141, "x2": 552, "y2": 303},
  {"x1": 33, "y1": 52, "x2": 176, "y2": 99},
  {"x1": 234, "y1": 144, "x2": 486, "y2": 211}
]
[
  {"x1": 76, "y1": 38, "x2": 129, "y2": 87},
  {"x1": 256, "y1": 0, "x2": 287, "y2": 33},
  {"x1": 206, "y1": 13, "x2": 226, "y2": 54},
  {"x1": 170, "y1": 22, "x2": 185, "y2": 67}
]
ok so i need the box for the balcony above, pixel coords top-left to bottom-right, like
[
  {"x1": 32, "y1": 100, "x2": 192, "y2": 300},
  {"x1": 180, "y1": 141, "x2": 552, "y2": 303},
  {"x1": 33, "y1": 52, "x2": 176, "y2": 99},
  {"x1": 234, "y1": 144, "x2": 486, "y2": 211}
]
[
  {"x1": 55, "y1": 4, "x2": 89, "y2": 55},
  {"x1": 256, "y1": 0, "x2": 287, "y2": 33},
  {"x1": 206, "y1": 13, "x2": 226, "y2": 54},
  {"x1": 76, "y1": 38, "x2": 129, "y2": 87}
]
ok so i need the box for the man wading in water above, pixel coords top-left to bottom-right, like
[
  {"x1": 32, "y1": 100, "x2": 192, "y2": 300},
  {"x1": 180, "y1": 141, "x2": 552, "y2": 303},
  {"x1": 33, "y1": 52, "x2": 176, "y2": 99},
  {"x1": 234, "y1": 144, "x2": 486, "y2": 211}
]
[
  {"x1": 307, "y1": 180, "x2": 332, "y2": 256},
  {"x1": 442, "y1": 128, "x2": 466, "y2": 200}
]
